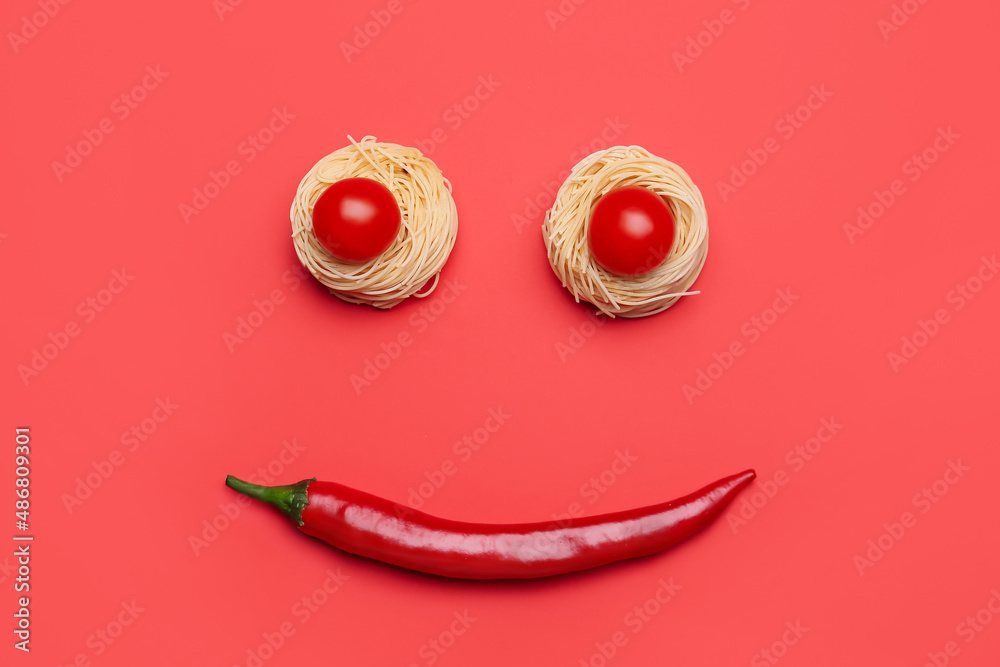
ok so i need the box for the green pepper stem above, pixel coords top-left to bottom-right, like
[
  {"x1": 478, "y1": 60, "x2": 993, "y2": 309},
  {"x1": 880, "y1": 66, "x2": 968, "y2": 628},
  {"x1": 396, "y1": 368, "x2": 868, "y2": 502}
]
[{"x1": 225, "y1": 475, "x2": 315, "y2": 526}]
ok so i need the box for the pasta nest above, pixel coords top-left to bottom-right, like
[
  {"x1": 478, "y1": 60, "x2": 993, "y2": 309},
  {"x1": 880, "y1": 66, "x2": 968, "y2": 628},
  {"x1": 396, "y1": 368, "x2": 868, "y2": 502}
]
[
  {"x1": 291, "y1": 136, "x2": 458, "y2": 309},
  {"x1": 543, "y1": 145, "x2": 709, "y2": 318}
]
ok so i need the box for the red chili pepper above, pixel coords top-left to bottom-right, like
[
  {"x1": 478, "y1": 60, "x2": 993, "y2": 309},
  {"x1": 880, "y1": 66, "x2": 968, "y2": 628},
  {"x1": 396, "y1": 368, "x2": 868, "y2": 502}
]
[{"x1": 225, "y1": 469, "x2": 755, "y2": 579}]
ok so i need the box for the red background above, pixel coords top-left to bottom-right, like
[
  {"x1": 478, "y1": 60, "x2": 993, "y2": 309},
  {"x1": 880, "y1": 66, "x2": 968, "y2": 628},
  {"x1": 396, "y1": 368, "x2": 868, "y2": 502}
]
[{"x1": 3, "y1": 0, "x2": 999, "y2": 665}]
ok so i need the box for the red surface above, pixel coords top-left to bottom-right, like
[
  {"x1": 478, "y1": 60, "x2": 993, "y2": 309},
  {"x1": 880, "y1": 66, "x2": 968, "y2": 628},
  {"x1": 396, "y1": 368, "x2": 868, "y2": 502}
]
[{"x1": 3, "y1": 1, "x2": 999, "y2": 665}]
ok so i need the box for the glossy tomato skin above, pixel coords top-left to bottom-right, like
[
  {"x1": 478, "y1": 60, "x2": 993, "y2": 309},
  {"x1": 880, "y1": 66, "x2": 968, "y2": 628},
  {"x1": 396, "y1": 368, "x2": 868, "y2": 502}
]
[
  {"x1": 587, "y1": 186, "x2": 675, "y2": 276},
  {"x1": 311, "y1": 177, "x2": 401, "y2": 263}
]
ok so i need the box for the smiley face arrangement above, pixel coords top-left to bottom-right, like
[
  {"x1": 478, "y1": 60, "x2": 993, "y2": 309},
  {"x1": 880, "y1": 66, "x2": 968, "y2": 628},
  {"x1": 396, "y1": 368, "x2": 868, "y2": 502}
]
[
  {"x1": 543, "y1": 145, "x2": 709, "y2": 318},
  {"x1": 251, "y1": 140, "x2": 740, "y2": 579},
  {"x1": 291, "y1": 136, "x2": 459, "y2": 309}
]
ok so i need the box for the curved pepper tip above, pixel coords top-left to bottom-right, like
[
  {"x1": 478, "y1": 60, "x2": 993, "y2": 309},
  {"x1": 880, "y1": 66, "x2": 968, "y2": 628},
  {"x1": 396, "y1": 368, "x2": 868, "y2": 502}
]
[{"x1": 728, "y1": 469, "x2": 756, "y2": 491}]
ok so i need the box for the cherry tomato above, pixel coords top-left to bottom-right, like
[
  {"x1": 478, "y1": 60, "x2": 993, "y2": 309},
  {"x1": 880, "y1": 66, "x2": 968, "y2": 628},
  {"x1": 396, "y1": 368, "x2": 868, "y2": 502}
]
[
  {"x1": 311, "y1": 177, "x2": 401, "y2": 263},
  {"x1": 587, "y1": 186, "x2": 675, "y2": 276}
]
